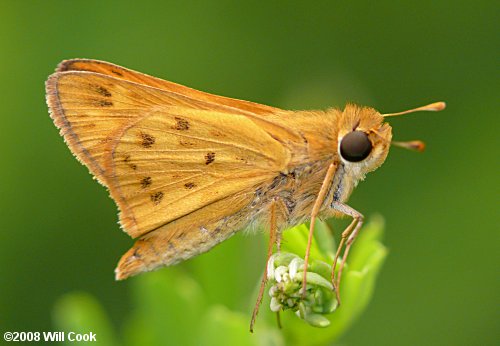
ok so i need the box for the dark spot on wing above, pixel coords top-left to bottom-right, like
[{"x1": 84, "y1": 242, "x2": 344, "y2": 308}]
[
  {"x1": 124, "y1": 155, "x2": 137, "y2": 170},
  {"x1": 205, "y1": 152, "x2": 215, "y2": 165},
  {"x1": 96, "y1": 100, "x2": 113, "y2": 107},
  {"x1": 141, "y1": 133, "x2": 155, "y2": 148},
  {"x1": 150, "y1": 191, "x2": 164, "y2": 204},
  {"x1": 93, "y1": 85, "x2": 112, "y2": 97},
  {"x1": 141, "y1": 176, "x2": 152, "y2": 188},
  {"x1": 184, "y1": 182, "x2": 196, "y2": 189},
  {"x1": 174, "y1": 117, "x2": 190, "y2": 131},
  {"x1": 111, "y1": 69, "x2": 123, "y2": 77}
]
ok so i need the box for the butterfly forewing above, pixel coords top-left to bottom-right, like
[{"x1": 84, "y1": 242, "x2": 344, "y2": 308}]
[
  {"x1": 47, "y1": 67, "x2": 290, "y2": 243},
  {"x1": 109, "y1": 109, "x2": 289, "y2": 237}
]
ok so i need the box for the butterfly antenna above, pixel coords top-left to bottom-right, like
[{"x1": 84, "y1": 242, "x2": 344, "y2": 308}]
[
  {"x1": 382, "y1": 101, "x2": 446, "y2": 117},
  {"x1": 391, "y1": 140, "x2": 426, "y2": 152},
  {"x1": 384, "y1": 101, "x2": 445, "y2": 151}
]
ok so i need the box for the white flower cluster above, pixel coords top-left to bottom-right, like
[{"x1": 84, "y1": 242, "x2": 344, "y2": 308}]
[{"x1": 266, "y1": 253, "x2": 338, "y2": 327}]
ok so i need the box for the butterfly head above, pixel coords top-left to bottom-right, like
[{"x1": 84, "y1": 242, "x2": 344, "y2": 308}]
[{"x1": 336, "y1": 101, "x2": 445, "y2": 180}]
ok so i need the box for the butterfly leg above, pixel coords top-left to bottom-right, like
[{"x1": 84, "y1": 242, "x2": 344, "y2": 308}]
[
  {"x1": 330, "y1": 202, "x2": 364, "y2": 304},
  {"x1": 302, "y1": 162, "x2": 337, "y2": 297},
  {"x1": 250, "y1": 200, "x2": 279, "y2": 332},
  {"x1": 274, "y1": 212, "x2": 283, "y2": 328}
]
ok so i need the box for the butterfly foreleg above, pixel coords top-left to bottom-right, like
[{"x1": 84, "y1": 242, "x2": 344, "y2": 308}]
[
  {"x1": 301, "y1": 162, "x2": 337, "y2": 297},
  {"x1": 329, "y1": 202, "x2": 364, "y2": 305}
]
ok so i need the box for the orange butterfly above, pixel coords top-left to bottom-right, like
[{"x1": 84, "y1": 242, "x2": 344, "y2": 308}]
[{"x1": 46, "y1": 59, "x2": 444, "y2": 329}]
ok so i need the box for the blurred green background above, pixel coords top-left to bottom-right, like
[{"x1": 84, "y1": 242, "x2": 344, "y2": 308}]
[{"x1": 0, "y1": 1, "x2": 497, "y2": 345}]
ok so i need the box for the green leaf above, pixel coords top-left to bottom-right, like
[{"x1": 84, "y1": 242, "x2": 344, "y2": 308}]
[
  {"x1": 281, "y1": 223, "x2": 330, "y2": 263},
  {"x1": 311, "y1": 219, "x2": 336, "y2": 260},
  {"x1": 123, "y1": 269, "x2": 206, "y2": 346},
  {"x1": 199, "y1": 305, "x2": 284, "y2": 346},
  {"x1": 52, "y1": 292, "x2": 119, "y2": 346}
]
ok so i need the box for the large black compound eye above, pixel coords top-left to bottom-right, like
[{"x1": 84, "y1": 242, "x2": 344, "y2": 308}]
[{"x1": 340, "y1": 131, "x2": 372, "y2": 162}]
